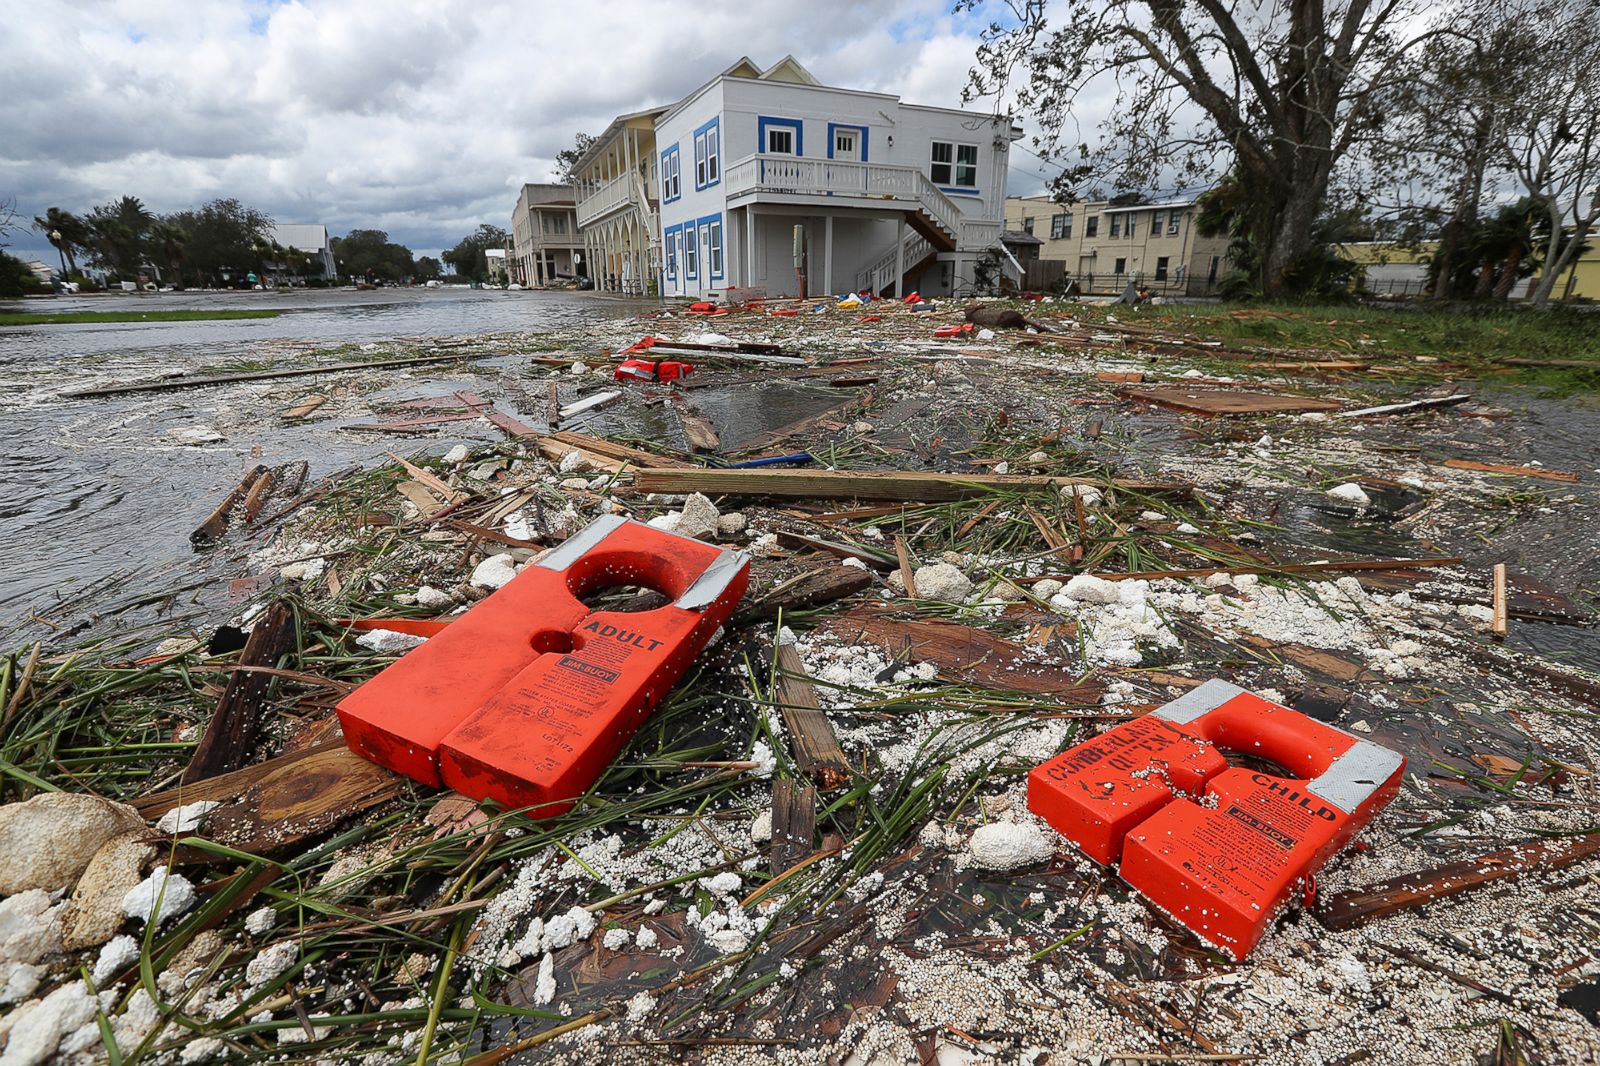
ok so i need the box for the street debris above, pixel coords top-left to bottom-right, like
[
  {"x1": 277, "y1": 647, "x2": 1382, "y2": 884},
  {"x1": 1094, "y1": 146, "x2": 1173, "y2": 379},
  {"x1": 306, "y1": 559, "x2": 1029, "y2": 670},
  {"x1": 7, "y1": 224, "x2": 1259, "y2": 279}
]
[{"x1": 1, "y1": 294, "x2": 1598, "y2": 1064}]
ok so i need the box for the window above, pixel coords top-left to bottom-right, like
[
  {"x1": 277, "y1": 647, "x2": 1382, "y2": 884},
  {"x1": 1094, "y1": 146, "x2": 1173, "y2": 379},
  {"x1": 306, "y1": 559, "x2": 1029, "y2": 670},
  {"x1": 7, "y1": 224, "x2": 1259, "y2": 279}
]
[
  {"x1": 1151, "y1": 209, "x2": 1164, "y2": 232},
  {"x1": 1208, "y1": 255, "x2": 1220, "y2": 282},
  {"x1": 1168, "y1": 211, "x2": 1181, "y2": 236},
  {"x1": 1125, "y1": 214, "x2": 1136, "y2": 239},
  {"x1": 766, "y1": 127, "x2": 794, "y2": 155},
  {"x1": 693, "y1": 119, "x2": 720, "y2": 190},
  {"x1": 1109, "y1": 214, "x2": 1122, "y2": 238},
  {"x1": 1023, "y1": 216, "x2": 1034, "y2": 235},
  {"x1": 684, "y1": 223, "x2": 698, "y2": 279},
  {"x1": 665, "y1": 230, "x2": 677, "y2": 280},
  {"x1": 542, "y1": 213, "x2": 567, "y2": 236},
  {"x1": 1050, "y1": 213, "x2": 1072, "y2": 239},
  {"x1": 1085, "y1": 215, "x2": 1099, "y2": 238},
  {"x1": 661, "y1": 147, "x2": 682, "y2": 202},
  {"x1": 930, "y1": 141, "x2": 979, "y2": 187},
  {"x1": 708, "y1": 218, "x2": 723, "y2": 278},
  {"x1": 1154, "y1": 256, "x2": 1169, "y2": 281},
  {"x1": 1114, "y1": 257, "x2": 1127, "y2": 275}
]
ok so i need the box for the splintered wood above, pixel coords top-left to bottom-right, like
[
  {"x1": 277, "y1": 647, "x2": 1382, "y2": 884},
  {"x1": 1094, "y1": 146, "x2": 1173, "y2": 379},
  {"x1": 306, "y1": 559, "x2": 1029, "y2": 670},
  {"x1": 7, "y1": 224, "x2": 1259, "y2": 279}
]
[
  {"x1": 821, "y1": 607, "x2": 1102, "y2": 704},
  {"x1": 1117, "y1": 386, "x2": 1342, "y2": 417},
  {"x1": 773, "y1": 645, "x2": 850, "y2": 788},
  {"x1": 181, "y1": 602, "x2": 298, "y2": 785},
  {"x1": 770, "y1": 778, "x2": 818, "y2": 875}
]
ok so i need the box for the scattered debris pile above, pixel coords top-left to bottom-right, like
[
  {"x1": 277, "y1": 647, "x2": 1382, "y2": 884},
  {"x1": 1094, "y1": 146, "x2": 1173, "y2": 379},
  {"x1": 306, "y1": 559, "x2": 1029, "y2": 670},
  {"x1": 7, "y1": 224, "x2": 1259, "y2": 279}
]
[{"x1": 1, "y1": 295, "x2": 1597, "y2": 1064}]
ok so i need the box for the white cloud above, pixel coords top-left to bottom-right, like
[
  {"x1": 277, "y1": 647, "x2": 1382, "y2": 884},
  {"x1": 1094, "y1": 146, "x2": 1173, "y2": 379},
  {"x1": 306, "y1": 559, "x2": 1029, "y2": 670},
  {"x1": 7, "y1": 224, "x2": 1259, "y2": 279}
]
[{"x1": 1, "y1": 0, "x2": 1067, "y2": 261}]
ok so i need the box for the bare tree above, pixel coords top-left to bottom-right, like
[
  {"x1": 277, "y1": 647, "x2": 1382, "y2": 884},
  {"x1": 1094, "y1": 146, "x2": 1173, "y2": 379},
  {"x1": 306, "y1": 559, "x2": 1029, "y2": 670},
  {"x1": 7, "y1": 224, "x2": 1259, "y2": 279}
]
[
  {"x1": 1498, "y1": 0, "x2": 1600, "y2": 306},
  {"x1": 964, "y1": 0, "x2": 1450, "y2": 297}
]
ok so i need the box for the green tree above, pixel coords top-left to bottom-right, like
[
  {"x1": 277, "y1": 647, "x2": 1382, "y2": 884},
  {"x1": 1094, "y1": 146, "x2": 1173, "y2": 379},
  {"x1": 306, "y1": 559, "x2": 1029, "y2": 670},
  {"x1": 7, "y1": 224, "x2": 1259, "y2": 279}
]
[
  {"x1": 414, "y1": 255, "x2": 442, "y2": 279},
  {"x1": 554, "y1": 132, "x2": 597, "y2": 184},
  {"x1": 330, "y1": 229, "x2": 416, "y2": 281},
  {"x1": 32, "y1": 207, "x2": 87, "y2": 276},
  {"x1": 964, "y1": 0, "x2": 1448, "y2": 298},
  {"x1": 86, "y1": 195, "x2": 154, "y2": 278},
  {"x1": 148, "y1": 220, "x2": 190, "y2": 288},
  {"x1": 160, "y1": 199, "x2": 274, "y2": 287},
  {"x1": 443, "y1": 224, "x2": 509, "y2": 282}
]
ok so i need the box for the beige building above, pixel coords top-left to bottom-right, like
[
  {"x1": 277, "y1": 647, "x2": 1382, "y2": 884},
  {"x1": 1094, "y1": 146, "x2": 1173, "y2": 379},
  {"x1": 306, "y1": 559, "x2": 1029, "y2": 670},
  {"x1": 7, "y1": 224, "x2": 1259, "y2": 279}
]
[
  {"x1": 1004, "y1": 194, "x2": 1230, "y2": 295},
  {"x1": 510, "y1": 183, "x2": 582, "y2": 287},
  {"x1": 571, "y1": 107, "x2": 669, "y2": 295}
]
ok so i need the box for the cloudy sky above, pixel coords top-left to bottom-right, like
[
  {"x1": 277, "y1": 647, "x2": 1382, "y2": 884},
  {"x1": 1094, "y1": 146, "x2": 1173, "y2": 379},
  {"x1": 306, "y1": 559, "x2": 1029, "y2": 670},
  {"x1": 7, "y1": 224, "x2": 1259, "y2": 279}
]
[{"x1": 1, "y1": 0, "x2": 1061, "y2": 264}]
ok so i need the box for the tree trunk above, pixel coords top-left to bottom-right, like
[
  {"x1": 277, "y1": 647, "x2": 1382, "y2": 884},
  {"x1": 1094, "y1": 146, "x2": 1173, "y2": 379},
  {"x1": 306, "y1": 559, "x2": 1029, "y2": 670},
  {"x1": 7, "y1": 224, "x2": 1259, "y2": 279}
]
[
  {"x1": 1262, "y1": 179, "x2": 1324, "y2": 297},
  {"x1": 1493, "y1": 243, "x2": 1525, "y2": 300},
  {"x1": 1473, "y1": 257, "x2": 1496, "y2": 297},
  {"x1": 1434, "y1": 120, "x2": 1491, "y2": 300},
  {"x1": 1528, "y1": 207, "x2": 1599, "y2": 307}
]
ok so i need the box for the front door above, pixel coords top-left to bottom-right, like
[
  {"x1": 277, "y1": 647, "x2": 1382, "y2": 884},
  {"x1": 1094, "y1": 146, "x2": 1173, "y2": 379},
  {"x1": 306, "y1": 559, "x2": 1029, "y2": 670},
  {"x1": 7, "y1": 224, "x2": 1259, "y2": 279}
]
[{"x1": 833, "y1": 128, "x2": 861, "y2": 163}]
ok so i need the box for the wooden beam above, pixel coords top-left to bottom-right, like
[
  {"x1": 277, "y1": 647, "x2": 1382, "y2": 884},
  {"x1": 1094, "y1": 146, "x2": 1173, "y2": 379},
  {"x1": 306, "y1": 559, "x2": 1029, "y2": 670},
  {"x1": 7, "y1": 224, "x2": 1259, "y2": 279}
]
[
  {"x1": 770, "y1": 778, "x2": 818, "y2": 875},
  {"x1": 1440, "y1": 458, "x2": 1579, "y2": 483},
  {"x1": 1492, "y1": 563, "x2": 1508, "y2": 638},
  {"x1": 731, "y1": 565, "x2": 873, "y2": 625},
  {"x1": 632, "y1": 468, "x2": 1185, "y2": 502},
  {"x1": 893, "y1": 536, "x2": 918, "y2": 597},
  {"x1": 1312, "y1": 833, "x2": 1600, "y2": 931},
  {"x1": 190, "y1": 465, "x2": 269, "y2": 546},
  {"x1": 64, "y1": 351, "x2": 494, "y2": 398},
  {"x1": 181, "y1": 602, "x2": 298, "y2": 785},
  {"x1": 1027, "y1": 557, "x2": 1464, "y2": 583},
  {"x1": 773, "y1": 645, "x2": 850, "y2": 788}
]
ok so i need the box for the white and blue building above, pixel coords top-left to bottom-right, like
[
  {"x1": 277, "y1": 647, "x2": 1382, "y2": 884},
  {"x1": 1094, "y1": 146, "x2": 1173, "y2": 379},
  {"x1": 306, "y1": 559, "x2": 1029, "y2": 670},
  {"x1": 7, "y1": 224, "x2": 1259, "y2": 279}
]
[{"x1": 575, "y1": 56, "x2": 1020, "y2": 300}]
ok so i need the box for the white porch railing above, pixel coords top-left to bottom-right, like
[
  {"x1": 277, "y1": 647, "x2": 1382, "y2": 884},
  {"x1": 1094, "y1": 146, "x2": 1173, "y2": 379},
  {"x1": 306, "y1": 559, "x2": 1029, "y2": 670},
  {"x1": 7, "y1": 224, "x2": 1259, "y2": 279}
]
[
  {"x1": 958, "y1": 219, "x2": 1002, "y2": 251},
  {"x1": 724, "y1": 155, "x2": 967, "y2": 243},
  {"x1": 576, "y1": 173, "x2": 631, "y2": 228},
  {"x1": 855, "y1": 231, "x2": 933, "y2": 295}
]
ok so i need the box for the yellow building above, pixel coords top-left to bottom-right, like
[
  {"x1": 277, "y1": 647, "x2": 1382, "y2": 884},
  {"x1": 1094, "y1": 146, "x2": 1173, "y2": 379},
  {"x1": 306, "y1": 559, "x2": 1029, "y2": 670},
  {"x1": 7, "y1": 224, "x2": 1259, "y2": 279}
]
[
  {"x1": 1338, "y1": 234, "x2": 1599, "y2": 301},
  {"x1": 1003, "y1": 194, "x2": 1231, "y2": 296}
]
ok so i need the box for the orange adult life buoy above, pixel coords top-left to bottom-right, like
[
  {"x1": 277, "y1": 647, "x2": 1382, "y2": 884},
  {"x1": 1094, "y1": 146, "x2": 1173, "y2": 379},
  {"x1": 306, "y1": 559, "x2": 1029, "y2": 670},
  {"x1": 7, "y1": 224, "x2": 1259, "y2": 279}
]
[
  {"x1": 1027, "y1": 679, "x2": 1404, "y2": 959},
  {"x1": 337, "y1": 515, "x2": 750, "y2": 815}
]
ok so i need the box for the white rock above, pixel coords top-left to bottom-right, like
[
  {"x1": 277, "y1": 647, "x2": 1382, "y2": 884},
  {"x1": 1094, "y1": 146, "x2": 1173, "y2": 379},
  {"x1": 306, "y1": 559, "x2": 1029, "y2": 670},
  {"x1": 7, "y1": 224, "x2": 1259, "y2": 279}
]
[
  {"x1": 841, "y1": 557, "x2": 868, "y2": 571},
  {"x1": 279, "y1": 558, "x2": 326, "y2": 582},
  {"x1": 976, "y1": 327, "x2": 997, "y2": 341},
  {"x1": 558, "y1": 449, "x2": 591, "y2": 474},
  {"x1": 415, "y1": 585, "x2": 454, "y2": 610},
  {"x1": 912, "y1": 563, "x2": 972, "y2": 602},
  {"x1": 850, "y1": 421, "x2": 875, "y2": 434},
  {"x1": 245, "y1": 940, "x2": 299, "y2": 988},
  {"x1": 647, "y1": 512, "x2": 681, "y2": 533},
  {"x1": 693, "y1": 332, "x2": 732, "y2": 346},
  {"x1": 716, "y1": 512, "x2": 747, "y2": 537},
  {"x1": 968, "y1": 822, "x2": 1054, "y2": 870},
  {"x1": 0, "y1": 793, "x2": 143, "y2": 896},
  {"x1": 92, "y1": 935, "x2": 141, "y2": 986},
  {"x1": 1458, "y1": 604, "x2": 1495, "y2": 624},
  {"x1": 568, "y1": 361, "x2": 588, "y2": 376},
  {"x1": 1064, "y1": 574, "x2": 1120, "y2": 604},
  {"x1": 155, "y1": 801, "x2": 220, "y2": 836},
  {"x1": 2, "y1": 980, "x2": 99, "y2": 1066},
  {"x1": 443, "y1": 444, "x2": 470, "y2": 464},
  {"x1": 1061, "y1": 484, "x2": 1103, "y2": 508},
  {"x1": 179, "y1": 1038, "x2": 227, "y2": 1064},
  {"x1": 356, "y1": 628, "x2": 428, "y2": 655},
  {"x1": 122, "y1": 870, "x2": 196, "y2": 927},
  {"x1": 674, "y1": 493, "x2": 720, "y2": 540},
  {"x1": 1326, "y1": 482, "x2": 1371, "y2": 506},
  {"x1": 559, "y1": 477, "x2": 590, "y2": 491},
  {"x1": 1031, "y1": 579, "x2": 1063, "y2": 600},
  {"x1": 0, "y1": 963, "x2": 43, "y2": 1006},
  {"x1": 244, "y1": 906, "x2": 277, "y2": 937},
  {"x1": 471, "y1": 553, "x2": 519, "y2": 589}
]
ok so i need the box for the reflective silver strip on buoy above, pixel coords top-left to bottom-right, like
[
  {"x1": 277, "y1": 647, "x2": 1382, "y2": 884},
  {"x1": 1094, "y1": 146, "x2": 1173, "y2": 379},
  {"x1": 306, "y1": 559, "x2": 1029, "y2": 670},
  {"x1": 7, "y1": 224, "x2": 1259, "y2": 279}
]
[
  {"x1": 1309, "y1": 739, "x2": 1404, "y2": 813},
  {"x1": 675, "y1": 550, "x2": 750, "y2": 611},
  {"x1": 1152, "y1": 678, "x2": 1248, "y2": 725},
  {"x1": 537, "y1": 513, "x2": 627, "y2": 572}
]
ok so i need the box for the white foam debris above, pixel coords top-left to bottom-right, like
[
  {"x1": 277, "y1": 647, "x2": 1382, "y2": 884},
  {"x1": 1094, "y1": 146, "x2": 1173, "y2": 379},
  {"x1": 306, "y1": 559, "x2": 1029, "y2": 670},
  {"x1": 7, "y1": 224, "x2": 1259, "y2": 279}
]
[
  {"x1": 634, "y1": 926, "x2": 660, "y2": 951},
  {"x1": 1061, "y1": 484, "x2": 1103, "y2": 508},
  {"x1": 470, "y1": 553, "x2": 519, "y2": 589},
  {"x1": 179, "y1": 1037, "x2": 227, "y2": 1063},
  {"x1": 0, "y1": 963, "x2": 44, "y2": 1006},
  {"x1": 155, "y1": 800, "x2": 221, "y2": 836},
  {"x1": 122, "y1": 869, "x2": 196, "y2": 926},
  {"x1": 748, "y1": 741, "x2": 776, "y2": 779},
  {"x1": 355, "y1": 628, "x2": 429, "y2": 655},
  {"x1": 244, "y1": 906, "x2": 277, "y2": 937},
  {"x1": 92, "y1": 935, "x2": 141, "y2": 986},
  {"x1": 968, "y1": 822, "x2": 1054, "y2": 870},
  {"x1": 1, "y1": 980, "x2": 99, "y2": 1066},
  {"x1": 602, "y1": 927, "x2": 631, "y2": 951},
  {"x1": 626, "y1": 990, "x2": 656, "y2": 1021},
  {"x1": 912, "y1": 563, "x2": 972, "y2": 602},
  {"x1": 717, "y1": 512, "x2": 747, "y2": 537},
  {"x1": 502, "y1": 512, "x2": 533, "y2": 541},
  {"x1": 1062, "y1": 574, "x2": 1120, "y2": 604},
  {"x1": 750, "y1": 810, "x2": 773, "y2": 844},
  {"x1": 1327, "y1": 482, "x2": 1371, "y2": 506},
  {"x1": 244, "y1": 940, "x2": 299, "y2": 988},
  {"x1": 841, "y1": 556, "x2": 868, "y2": 571},
  {"x1": 700, "y1": 872, "x2": 743, "y2": 896},
  {"x1": 532, "y1": 952, "x2": 556, "y2": 1004}
]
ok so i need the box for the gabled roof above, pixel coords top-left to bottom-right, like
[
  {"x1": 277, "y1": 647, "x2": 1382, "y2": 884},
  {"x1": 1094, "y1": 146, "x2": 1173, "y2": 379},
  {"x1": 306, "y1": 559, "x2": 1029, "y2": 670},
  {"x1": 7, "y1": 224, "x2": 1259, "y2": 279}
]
[
  {"x1": 570, "y1": 105, "x2": 672, "y2": 174},
  {"x1": 759, "y1": 55, "x2": 819, "y2": 85}
]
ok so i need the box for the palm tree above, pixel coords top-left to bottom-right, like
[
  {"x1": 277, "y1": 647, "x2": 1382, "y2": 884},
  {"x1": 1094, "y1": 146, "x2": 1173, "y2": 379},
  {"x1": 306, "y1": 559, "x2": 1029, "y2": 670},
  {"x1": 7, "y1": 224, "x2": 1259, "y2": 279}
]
[
  {"x1": 149, "y1": 220, "x2": 189, "y2": 288},
  {"x1": 31, "y1": 207, "x2": 82, "y2": 276}
]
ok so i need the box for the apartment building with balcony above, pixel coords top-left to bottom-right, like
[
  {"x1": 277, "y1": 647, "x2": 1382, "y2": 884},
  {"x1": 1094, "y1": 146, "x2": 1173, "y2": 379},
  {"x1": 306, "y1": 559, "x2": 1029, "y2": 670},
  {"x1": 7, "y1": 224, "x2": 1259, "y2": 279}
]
[
  {"x1": 572, "y1": 56, "x2": 1019, "y2": 300},
  {"x1": 510, "y1": 183, "x2": 582, "y2": 287},
  {"x1": 1004, "y1": 193, "x2": 1230, "y2": 295},
  {"x1": 571, "y1": 108, "x2": 669, "y2": 294}
]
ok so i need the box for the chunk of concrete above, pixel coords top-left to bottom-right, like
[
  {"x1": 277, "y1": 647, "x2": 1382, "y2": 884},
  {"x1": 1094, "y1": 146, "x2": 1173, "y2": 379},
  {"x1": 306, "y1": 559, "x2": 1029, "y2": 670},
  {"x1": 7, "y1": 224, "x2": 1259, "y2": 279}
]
[
  {"x1": 63, "y1": 830, "x2": 157, "y2": 950},
  {"x1": 0, "y1": 793, "x2": 144, "y2": 896},
  {"x1": 1063, "y1": 574, "x2": 1120, "y2": 604}
]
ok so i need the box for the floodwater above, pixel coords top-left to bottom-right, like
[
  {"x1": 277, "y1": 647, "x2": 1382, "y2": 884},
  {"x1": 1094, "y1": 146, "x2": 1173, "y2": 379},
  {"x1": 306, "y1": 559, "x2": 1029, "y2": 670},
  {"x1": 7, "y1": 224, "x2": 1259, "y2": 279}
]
[{"x1": 0, "y1": 287, "x2": 840, "y2": 644}]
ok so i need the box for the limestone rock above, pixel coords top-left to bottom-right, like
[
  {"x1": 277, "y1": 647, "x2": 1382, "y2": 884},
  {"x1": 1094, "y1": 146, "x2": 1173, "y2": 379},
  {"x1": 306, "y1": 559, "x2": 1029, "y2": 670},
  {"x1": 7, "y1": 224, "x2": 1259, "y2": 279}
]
[
  {"x1": 968, "y1": 822, "x2": 1054, "y2": 870},
  {"x1": 470, "y1": 553, "x2": 519, "y2": 589},
  {"x1": 912, "y1": 563, "x2": 972, "y2": 602},
  {"x1": 1063, "y1": 574, "x2": 1120, "y2": 604},
  {"x1": 0, "y1": 793, "x2": 144, "y2": 896},
  {"x1": 62, "y1": 830, "x2": 156, "y2": 951},
  {"x1": 674, "y1": 493, "x2": 721, "y2": 540}
]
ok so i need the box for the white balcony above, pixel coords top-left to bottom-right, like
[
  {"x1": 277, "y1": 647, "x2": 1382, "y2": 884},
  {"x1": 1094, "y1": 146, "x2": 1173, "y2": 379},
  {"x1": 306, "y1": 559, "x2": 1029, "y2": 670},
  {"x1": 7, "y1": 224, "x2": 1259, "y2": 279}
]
[{"x1": 576, "y1": 174, "x2": 633, "y2": 228}]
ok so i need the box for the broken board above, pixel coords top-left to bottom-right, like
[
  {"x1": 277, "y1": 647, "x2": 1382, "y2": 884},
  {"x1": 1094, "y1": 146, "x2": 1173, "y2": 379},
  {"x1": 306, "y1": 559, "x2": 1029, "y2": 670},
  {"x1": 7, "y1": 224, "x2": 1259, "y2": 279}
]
[{"x1": 1117, "y1": 386, "x2": 1342, "y2": 417}]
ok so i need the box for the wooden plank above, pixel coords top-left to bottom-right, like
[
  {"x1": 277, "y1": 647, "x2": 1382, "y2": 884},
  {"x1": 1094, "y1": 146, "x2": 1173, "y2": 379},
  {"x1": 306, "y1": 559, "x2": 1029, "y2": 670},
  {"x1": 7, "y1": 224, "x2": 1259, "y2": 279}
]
[
  {"x1": 560, "y1": 390, "x2": 622, "y2": 420},
  {"x1": 1313, "y1": 834, "x2": 1600, "y2": 931},
  {"x1": 240, "y1": 469, "x2": 276, "y2": 524},
  {"x1": 181, "y1": 602, "x2": 298, "y2": 785},
  {"x1": 893, "y1": 536, "x2": 918, "y2": 597},
  {"x1": 141, "y1": 740, "x2": 407, "y2": 855},
  {"x1": 632, "y1": 468, "x2": 1186, "y2": 502},
  {"x1": 731, "y1": 565, "x2": 873, "y2": 625},
  {"x1": 387, "y1": 452, "x2": 467, "y2": 504},
  {"x1": 821, "y1": 608, "x2": 1102, "y2": 702},
  {"x1": 669, "y1": 395, "x2": 721, "y2": 452},
  {"x1": 770, "y1": 778, "x2": 818, "y2": 875},
  {"x1": 280, "y1": 396, "x2": 326, "y2": 420},
  {"x1": 1337, "y1": 394, "x2": 1472, "y2": 418},
  {"x1": 546, "y1": 431, "x2": 682, "y2": 468},
  {"x1": 396, "y1": 480, "x2": 446, "y2": 513},
  {"x1": 773, "y1": 645, "x2": 850, "y2": 788},
  {"x1": 1118, "y1": 386, "x2": 1342, "y2": 416},
  {"x1": 64, "y1": 351, "x2": 493, "y2": 398},
  {"x1": 546, "y1": 380, "x2": 561, "y2": 430},
  {"x1": 1095, "y1": 371, "x2": 1144, "y2": 383},
  {"x1": 1439, "y1": 458, "x2": 1579, "y2": 482},
  {"x1": 485, "y1": 409, "x2": 540, "y2": 439},
  {"x1": 1492, "y1": 563, "x2": 1508, "y2": 637},
  {"x1": 775, "y1": 531, "x2": 896, "y2": 571},
  {"x1": 190, "y1": 465, "x2": 269, "y2": 547},
  {"x1": 1028, "y1": 557, "x2": 1465, "y2": 583}
]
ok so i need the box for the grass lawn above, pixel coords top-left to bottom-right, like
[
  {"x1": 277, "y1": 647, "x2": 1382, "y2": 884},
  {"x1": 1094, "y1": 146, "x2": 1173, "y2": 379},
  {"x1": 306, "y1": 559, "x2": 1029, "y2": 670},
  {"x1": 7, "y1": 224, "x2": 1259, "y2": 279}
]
[{"x1": 0, "y1": 308, "x2": 282, "y2": 326}]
